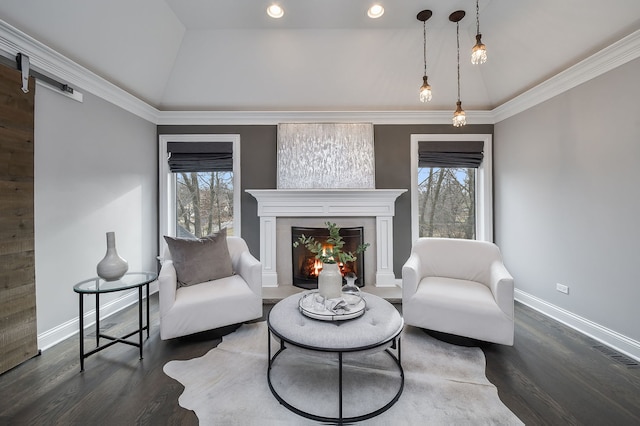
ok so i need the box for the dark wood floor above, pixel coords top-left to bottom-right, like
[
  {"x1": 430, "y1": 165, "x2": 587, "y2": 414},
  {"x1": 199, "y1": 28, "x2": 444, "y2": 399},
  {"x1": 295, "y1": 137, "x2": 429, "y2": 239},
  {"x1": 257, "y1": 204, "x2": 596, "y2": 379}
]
[{"x1": 1, "y1": 294, "x2": 639, "y2": 425}]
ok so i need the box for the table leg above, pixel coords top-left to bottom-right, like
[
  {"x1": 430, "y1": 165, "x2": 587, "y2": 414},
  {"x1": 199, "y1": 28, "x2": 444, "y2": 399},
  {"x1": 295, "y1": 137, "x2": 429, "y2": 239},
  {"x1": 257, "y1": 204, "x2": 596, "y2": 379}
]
[
  {"x1": 339, "y1": 352, "x2": 343, "y2": 423},
  {"x1": 268, "y1": 330, "x2": 272, "y2": 367},
  {"x1": 79, "y1": 294, "x2": 84, "y2": 372},
  {"x1": 145, "y1": 282, "x2": 150, "y2": 338},
  {"x1": 95, "y1": 292, "x2": 100, "y2": 347},
  {"x1": 138, "y1": 285, "x2": 143, "y2": 360}
]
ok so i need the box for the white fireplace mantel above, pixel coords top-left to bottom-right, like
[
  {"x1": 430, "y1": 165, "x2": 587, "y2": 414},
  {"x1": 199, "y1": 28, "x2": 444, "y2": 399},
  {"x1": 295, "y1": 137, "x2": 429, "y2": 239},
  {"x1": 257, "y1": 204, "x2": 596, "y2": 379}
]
[{"x1": 246, "y1": 189, "x2": 406, "y2": 287}]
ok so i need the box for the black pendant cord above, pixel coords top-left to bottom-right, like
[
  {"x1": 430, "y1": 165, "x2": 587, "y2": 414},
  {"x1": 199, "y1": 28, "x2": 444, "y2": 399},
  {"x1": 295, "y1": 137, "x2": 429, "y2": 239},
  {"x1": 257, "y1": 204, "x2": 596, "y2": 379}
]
[
  {"x1": 476, "y1": 0, "x2": 481, "y2": 36},
  {"x1": 423, "y1": 20, "x2": 427, "y2": 77},
  {"x1": 457, "y1": 22, "x2": 461, "y2": 102}
]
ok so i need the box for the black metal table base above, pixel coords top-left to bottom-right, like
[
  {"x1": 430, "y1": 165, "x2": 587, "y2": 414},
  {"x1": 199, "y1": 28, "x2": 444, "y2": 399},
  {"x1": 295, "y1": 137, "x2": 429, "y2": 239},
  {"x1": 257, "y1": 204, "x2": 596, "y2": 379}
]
[
  {"x1": 78, "y1": 283, "x2": 150, "y2": 371},
  {"x1": 267, "y1": 330, "x2": 404, "y2": 425}
]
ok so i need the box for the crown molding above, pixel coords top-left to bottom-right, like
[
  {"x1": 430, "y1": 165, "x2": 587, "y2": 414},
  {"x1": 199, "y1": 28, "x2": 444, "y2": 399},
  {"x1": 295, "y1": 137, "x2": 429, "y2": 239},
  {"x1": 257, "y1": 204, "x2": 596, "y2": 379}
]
[
  {"x1": 0, "y1": 19, "x2": 160, "y2": 123},
  {"x1": 156, "y1": 110, "x2": 495, "y2": 126},
  {"x1": 492, "y1": 29, "x2": 640, "y2": 123},
  {"x1": 3, "y1": 18, "x2": 639, "y2": 126},
  {"x1": 0, "y1": 18, "x2": 493, "y2": 126}
]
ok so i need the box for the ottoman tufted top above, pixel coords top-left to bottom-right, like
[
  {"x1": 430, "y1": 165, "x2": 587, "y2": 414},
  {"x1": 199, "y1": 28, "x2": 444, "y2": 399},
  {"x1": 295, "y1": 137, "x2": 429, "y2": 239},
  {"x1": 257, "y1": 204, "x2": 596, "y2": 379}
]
[{"x1": 268, "y1": 292, "x2": 403, "y2": 351}]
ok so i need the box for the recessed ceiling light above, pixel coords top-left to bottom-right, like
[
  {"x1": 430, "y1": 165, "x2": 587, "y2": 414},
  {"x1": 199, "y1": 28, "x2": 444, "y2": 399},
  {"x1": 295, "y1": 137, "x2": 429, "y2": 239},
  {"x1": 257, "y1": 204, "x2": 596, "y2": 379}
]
[
  {"x1": 367, "y1": 4, "x2": 384, "y2": 19},
  {"x1": 267, "y1": 4, "x2": 284, "y2": 19}
]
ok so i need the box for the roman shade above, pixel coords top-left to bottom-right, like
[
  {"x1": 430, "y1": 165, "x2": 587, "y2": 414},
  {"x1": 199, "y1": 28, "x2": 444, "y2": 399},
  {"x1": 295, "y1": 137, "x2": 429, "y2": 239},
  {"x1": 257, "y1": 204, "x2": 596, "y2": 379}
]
[
  {"x1": 167, "y1": 141, "x2": 233, "y2": 172},
  {"x1": 418, "y1": 140, "x2": 484, "y2": 168}
]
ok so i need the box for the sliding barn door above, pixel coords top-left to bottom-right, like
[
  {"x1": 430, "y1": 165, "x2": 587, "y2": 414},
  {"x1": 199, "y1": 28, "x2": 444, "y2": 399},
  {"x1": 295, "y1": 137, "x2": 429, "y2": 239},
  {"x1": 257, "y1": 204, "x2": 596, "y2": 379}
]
[{"x1": 0, "y1": 63, "x2": 37, "y2": 374}]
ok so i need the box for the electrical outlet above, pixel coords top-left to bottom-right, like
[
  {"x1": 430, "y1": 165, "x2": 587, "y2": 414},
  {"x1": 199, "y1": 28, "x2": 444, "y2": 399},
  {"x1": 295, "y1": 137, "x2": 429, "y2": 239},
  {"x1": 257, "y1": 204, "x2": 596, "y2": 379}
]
[{"x1": 556, "y1": 283, "x2": 569, "y2": 294}]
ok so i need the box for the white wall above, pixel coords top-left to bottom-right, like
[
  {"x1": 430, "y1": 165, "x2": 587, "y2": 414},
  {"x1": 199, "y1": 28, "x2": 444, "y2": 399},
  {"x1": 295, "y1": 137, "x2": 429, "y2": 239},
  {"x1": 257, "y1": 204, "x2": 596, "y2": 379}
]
[
  {"x1": 34, "y1": 86, "x2": 157, "y2": 347},
  {"x1": 494, "y1": 58, "x2": 640, "y2": 346}
]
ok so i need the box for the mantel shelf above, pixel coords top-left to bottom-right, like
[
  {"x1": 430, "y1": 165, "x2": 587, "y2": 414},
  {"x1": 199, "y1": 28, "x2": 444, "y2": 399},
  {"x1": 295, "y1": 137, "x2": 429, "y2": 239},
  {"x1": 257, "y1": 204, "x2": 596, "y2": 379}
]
[{"x1": 246, "y1": 189, "x2": 406, "y2": 218}]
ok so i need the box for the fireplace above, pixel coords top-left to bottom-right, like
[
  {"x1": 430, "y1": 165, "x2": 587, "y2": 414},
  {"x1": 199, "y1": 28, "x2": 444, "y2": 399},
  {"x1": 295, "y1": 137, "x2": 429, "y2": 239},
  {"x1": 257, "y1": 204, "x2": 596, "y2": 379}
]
[
  {"x1": 291, "y1": 226, "x2": 365, "y2": 290},
  {"x1": 247, "y1": 124, "x2": 405, "y2": 288},
  {"x1": 246, "y1": 189, "x2": 406, "y2": 287}
]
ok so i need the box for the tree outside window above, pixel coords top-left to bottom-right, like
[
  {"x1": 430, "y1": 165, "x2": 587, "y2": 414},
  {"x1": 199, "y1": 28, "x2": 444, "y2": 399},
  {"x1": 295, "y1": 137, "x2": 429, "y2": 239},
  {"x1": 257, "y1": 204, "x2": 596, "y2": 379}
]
[
  {"x1": 176, "y1": 171, "x2": 234, "y2": 238},
  {"x1": 418, "y1": 167, "x2": 475, "y2": 239}
]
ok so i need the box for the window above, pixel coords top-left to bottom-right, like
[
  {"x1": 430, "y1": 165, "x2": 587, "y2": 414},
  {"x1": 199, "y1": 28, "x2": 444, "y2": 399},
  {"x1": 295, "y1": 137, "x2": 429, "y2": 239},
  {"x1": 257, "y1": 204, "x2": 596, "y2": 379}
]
[
  {"x1": 159, "y1": 135, "x2": 240, "y2": 254},
  {"x1": 411, "y1": 134, "x2": 493, "y2": 243},
  {"x1": 175, "y1": 171, "x2": 234, "y2": 238},
  {"x1": 418, "y1": 167, "x2": 476, "y2": 239}
]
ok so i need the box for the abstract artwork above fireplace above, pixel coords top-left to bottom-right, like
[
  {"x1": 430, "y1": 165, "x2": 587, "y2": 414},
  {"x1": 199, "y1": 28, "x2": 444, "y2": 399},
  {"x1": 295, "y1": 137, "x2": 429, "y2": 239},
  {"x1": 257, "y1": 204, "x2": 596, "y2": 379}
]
[{"x1": 277, "y1": 123, "x2": 375, "y2": 189}]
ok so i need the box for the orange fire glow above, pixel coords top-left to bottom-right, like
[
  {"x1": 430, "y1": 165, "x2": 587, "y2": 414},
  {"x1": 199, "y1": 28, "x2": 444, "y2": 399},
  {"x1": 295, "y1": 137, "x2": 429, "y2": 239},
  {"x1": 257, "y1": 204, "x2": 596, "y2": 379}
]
[
  {"x1": 313, "y1": 258, "x2": 323, "y2": 276},
  {"x1": 306, "y1": 244, "x2": 350, "y2": 278}
]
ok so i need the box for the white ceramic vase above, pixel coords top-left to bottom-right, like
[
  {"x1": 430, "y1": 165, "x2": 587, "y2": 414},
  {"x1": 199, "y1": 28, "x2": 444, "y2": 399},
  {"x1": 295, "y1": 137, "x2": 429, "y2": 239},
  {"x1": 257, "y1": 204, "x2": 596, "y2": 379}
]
[
  {"x1": 96, "y1": 232, "x2": 129, "y2": 281},
  {"x1": 318, "y1": 262, "x2": 342, "y2": 299}
]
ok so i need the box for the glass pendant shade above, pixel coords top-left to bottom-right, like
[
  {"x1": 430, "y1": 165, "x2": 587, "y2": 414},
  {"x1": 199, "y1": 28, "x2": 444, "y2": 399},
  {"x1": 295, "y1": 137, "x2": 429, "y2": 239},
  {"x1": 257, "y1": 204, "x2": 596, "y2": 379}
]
[
  {"x1": 419, "y1": 76, "x2": 432, "y2": 102},
  {"x1": 472, "y1": 34, "x2": 487, "y2": 64},
  {"x1": 453, "y1": 101, "x2": 466, "y2": 127}
]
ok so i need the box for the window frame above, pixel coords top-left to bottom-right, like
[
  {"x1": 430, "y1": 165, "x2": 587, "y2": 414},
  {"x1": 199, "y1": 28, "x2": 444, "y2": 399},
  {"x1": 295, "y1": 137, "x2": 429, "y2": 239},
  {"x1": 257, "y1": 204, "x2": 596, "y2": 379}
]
[
  {"x1": 158, "y1": 134, "x2": 241, "y2": 257},
  {"x1": 410, "y1": 134, "x2": 493, "y2": 243}
]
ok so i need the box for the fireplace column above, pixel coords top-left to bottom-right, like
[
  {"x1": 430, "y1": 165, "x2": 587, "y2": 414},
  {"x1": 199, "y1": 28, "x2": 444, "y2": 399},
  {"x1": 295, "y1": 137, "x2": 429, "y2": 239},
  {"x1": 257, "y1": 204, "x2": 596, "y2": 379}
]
[
  {"x1": 260, "y1": 216, "x2": 278, "y2": 287},
  {"x1": 375, "y1": 215, "x2": 396, "y2": 286}
]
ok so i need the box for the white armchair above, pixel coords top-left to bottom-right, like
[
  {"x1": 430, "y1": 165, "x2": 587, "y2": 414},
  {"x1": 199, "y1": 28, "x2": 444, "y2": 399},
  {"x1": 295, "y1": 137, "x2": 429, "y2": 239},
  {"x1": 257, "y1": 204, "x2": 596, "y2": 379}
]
[
  {"x1": 158, "y1": 236, "x2": 262, "y2": 340},
  {"x1": 402, "y1": 238, "x2": 514, "y2": 345}
]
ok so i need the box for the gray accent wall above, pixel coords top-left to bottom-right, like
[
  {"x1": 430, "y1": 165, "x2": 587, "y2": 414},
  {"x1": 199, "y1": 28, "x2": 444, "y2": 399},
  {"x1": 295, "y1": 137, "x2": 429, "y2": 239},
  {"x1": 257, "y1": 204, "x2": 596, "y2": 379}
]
[
  {"x1": 374, "y1": 124, "x2": 494, "y2": 273},
  {"x1": 158, "y1": 124, "x2": 493, "y2": 277},
  {"x1": 157, "y1": 125, "x2": 277, "y2": 259},
  {"x1": 35, "y1": 87, "x2": 157, "y2": 339},
  {"x1": 494, "y1": 57, "x2": 640, "y2": 341}
]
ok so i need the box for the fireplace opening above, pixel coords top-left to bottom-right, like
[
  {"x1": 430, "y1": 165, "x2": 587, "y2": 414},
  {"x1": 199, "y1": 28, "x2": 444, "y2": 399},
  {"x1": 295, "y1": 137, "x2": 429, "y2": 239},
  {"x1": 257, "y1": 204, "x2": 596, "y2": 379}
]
[{"x1": 291, "y1": 226, "x2": 365, "y2": 290}]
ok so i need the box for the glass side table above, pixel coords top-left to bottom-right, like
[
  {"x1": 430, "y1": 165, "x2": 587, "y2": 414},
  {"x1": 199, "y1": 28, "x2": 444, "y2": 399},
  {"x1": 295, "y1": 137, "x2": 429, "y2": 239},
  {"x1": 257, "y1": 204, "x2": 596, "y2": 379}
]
[{"x1": 73, "y1": 271, "x2": 157, "y2": 371}]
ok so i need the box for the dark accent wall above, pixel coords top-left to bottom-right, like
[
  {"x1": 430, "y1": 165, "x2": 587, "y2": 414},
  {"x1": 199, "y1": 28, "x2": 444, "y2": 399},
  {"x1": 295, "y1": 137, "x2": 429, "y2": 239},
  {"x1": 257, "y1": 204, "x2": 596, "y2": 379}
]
[
  {"x1": 158, "y1": 123, "x2": 493, "y2": 277},
  {"x1": 374, "y1": 124, "x2": 494, "y2": 274},
  {"x1": 157, "y1": 125, "x2": 277, "y2": 258}
]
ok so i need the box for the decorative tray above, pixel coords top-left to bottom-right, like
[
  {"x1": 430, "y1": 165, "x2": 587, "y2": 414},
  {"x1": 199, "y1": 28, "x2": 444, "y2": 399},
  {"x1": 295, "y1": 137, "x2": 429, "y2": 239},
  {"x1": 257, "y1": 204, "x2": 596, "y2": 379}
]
[{"x1": 298, "y1": 291, "x2": 366, "y2": 321}]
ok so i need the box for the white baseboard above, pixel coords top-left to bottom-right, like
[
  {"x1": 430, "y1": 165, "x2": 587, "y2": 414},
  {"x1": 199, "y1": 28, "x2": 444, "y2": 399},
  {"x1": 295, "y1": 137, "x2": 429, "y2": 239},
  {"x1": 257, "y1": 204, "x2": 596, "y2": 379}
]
[
  {"x1": 515, "y1": 289, "x2": 640, "y2": 362},
  {"x1": 37, "y1": 282, "x2": 158, "y2": 351}
]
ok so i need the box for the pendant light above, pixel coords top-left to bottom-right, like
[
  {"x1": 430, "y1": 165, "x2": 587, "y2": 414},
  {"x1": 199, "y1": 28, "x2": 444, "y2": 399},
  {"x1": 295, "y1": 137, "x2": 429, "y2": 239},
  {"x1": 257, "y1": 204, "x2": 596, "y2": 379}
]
[
  {"x1": 450, "y1": 11, "x2": 466, "y2": 127},
  {"x1": 417, "y1": 10, "x2": 433, "y2": 102},
  {"x1": 471, "y1": 0, "x2": 487, "y2": 64}
]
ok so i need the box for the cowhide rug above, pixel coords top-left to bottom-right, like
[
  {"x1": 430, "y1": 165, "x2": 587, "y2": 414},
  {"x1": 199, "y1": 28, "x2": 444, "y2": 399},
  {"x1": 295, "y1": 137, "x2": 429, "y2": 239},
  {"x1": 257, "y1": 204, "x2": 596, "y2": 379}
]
[{"x1": 164, "y1": 321, "x2": 522, "y2": 425}]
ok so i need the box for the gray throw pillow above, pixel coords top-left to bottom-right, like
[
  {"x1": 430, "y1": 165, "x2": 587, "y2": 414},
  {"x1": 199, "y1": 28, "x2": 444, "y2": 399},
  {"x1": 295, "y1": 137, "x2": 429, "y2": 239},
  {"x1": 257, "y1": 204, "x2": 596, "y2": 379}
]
[{"x1": 164, "y1": 229, "x2": 234, "y2": 287}]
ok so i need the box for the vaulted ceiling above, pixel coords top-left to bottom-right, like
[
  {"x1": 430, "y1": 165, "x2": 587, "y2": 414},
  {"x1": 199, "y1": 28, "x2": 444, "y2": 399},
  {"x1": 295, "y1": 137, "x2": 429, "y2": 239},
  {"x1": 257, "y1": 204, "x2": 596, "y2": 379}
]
[{"x1": 1, "y1": 0, "x2": 639, "y2": 113}]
